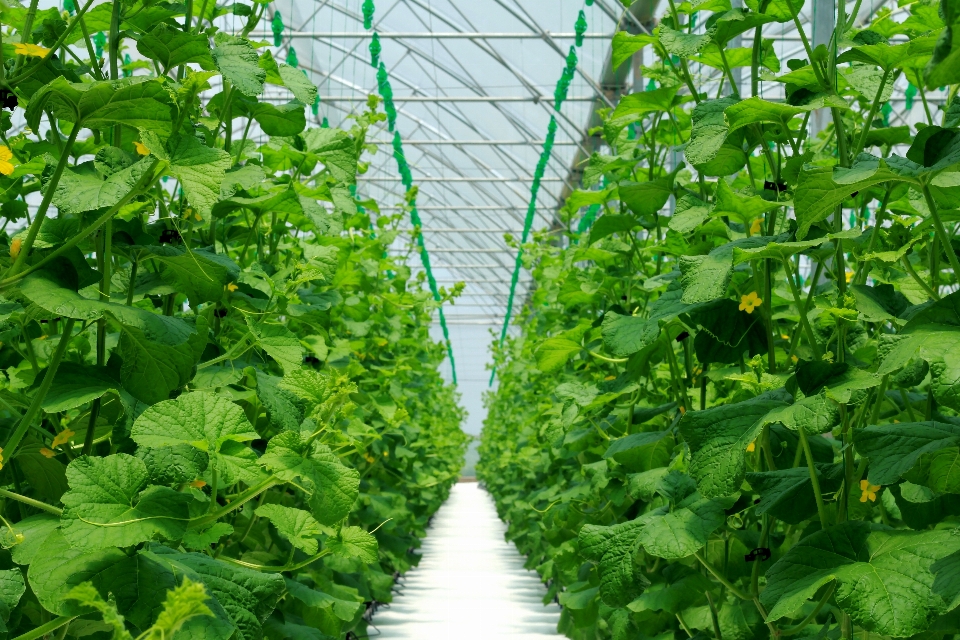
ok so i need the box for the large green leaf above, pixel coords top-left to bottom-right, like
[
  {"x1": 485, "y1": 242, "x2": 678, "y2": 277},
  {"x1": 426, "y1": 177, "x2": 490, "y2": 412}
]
[
  {"x1": 678, "y1": 235, "x2": 782, "y2": 303},
  {"x1": 603, "y1": 431, "x2": 675, "y2": 472},
  {"x1": 248, "y1": 318, "x2": 304, "y2": 373},
  {"x1": 303, "y1": 128, "x2": 359, "y2": 185},
  {"x1": 761, "y1": 522, "x2": 960, "y2": 636},
  {"x1": 679, "y1": 388, "x2": 793, "y2": 497},
  {"x1": 22, "y1": 271, "x2": 195, "y2": 345},
  {"x1": 637, "y1": 494, "x2": 734, "y2": 559},
  {"x1": 211, "y1": 33, "x2": 265, "y2": 97},
  {"x1": 118, "y1": 320, "x2": 208, "y2": 405},
  {"x1": 26, "y1": 77, "x2": 176, "y2": 133},
  {"x1": 255, "y1": 504, "x2": 325, "y2": 554},
  {"x1": 60, "y1": 454, "x2": 192, "y2": 550},
  {"x1": 259, "y1": 431, "x2": 360, "y2": 526},
  {"x1": 325, "y1": 526, "x2": 378, "y2": 563},
  {"x1": 142, "y1": 133, "x2": 232, "y2": 217},
  {"x1": 855, "y1": 421, "x2": 960, "y2": 489},
  {"x1": 746, "y1": 464, "x2": 844, "y2": 524},
  {"x1": 611, "y1": 32, "x2": 657, "y2": 70},
  {"x1": 40, "y1": 363, "x2": 118, "y2": 412},
  {"x1": 131, "y1": 391, "x2": 259, "y2": 452},
  {"x1": 136, "y1": 24, "x2": 215, "y2": 73},
  {"x1": 579, "y1": 511, "x2": 658, "y2": 607},
  {"x1": 52, "y1": 157, "x2": 155, "y2": 215},
  {"x1": 248, "y1": 101, "x2": 306, "y2": 137},
  {"x1": 535, "y1": 337, "x2": 582, "y2": 372}
]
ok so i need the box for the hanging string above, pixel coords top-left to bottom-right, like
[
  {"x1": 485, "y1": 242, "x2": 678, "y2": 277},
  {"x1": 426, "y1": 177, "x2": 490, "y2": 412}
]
[
  {"x1": 93, "y1": 31, "x2": 105, "y2": 58},
  {"x1": 489, "y1": 5, "x2": 588, "y2": 386},
  {"x1": 367, "y1": 4, "x2": 458, "y2": 384}
]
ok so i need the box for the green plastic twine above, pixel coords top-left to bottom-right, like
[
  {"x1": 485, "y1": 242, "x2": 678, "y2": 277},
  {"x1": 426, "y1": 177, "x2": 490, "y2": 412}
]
[
  {"x1": 553, "y1": 46, "x2": 578, "y2": 111},
  {"x1": 63, "y1": 0, "x2": 75, "y2": 16},
  {"x1": 377, "y1": 63, "x2": 398, "y2": 132},
  {"x1": 286, "y1": 47, "x2": 298, "y2": 68},
  {"x1": 363, "y1": 0, "x2": 375, "y2": 29},
  {"x1": 905, "y1": 82, "x2": 917, "y2": 110},
  {"x1": 575, "y1": 11, "x2": 587, "y2": 47},
  {"x1": 376, "y1": 60, "x2": 457, "y2": 382},
  {"x1": 321, "y1": 116, "x2": 329, "y2": 127},
  {"x1": 122, "y1": 54, "x2": 132, "y2": 77},
  {"x1": 369, "y1": 32, "x2": 381, "y2": 68},
  {"x1": 271, "y1": 11, "x2": 284, "y2": 47},
  {"x1": 881, "y1": 102, "x2": 892, "y2": 126},
  {"x1": 93, "y1": 32, "x2": 105, "y2": 58},
  {"x1": 489, "y1": 116, "x2": 558, "y2": 385},
  {"x1": 312, "y1": 94, "x2": 320, "y2": 116}
]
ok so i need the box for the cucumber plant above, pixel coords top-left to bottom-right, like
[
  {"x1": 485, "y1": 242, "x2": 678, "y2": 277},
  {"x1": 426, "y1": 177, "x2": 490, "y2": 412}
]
[
  {"x1": 0, "y1": 1, "x2": 466, "y2": 639},
  {"x1": 480, "y1": 0, "x2": 960, "y2": 638}
]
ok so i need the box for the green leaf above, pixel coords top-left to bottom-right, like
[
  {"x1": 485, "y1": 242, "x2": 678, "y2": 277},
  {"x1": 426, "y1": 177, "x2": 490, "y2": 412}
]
[
  {"x1": 758, "y1": 393, "x2": 841, "y2": 434},
  {"x1": 10, "y1": 514, "x2": 60, "y2": 565},
  {"x1": 277, "y1": 64, "x2": 318, "y2": 105},
  {"x1": 926, "y1": 26, "x2": 960, "y2": 88},
  {"x1": 0, "y1": 569, "x2": 25, "y2": 625},
  {"x1": 679, "y1": 389, "x2": 793, "y2": 497},
  {"x1": 303, "y1": 128, "x2": 359, "y2": 186},
  {"x1": 535, "y1": 337, "x2": 582, "y2": 372},
  {"x1": 678, "y1": 235, "x2": 782, "y2": 303},
  {"x1": 746, "y1": 464, "x2": 844, "y2": 524},
  {"x1": 601, "y1": 312, "x2": 660, "y2": 357},
  {"x1": 850, "y1": 283, "x2": 910, "y2": 323},
  {"x1": 150, "y1": 577, "x2": 215, "y2": 638},
  {"x1": 60, "y1": 453, "x2": 192, "y2": 550},
  {"x1": 247, "y1": 101, "x2": 306, "y2": 137},
  {"x1": 66, "y1": 582, "x2": 133, "y2": 640},
  {"x1": 603, "y1": 431, "x2": 675, "y2": 472},
  {"x1": 626, "y1": 572, "x2": 716, "y2": 614},
  {"x1": 248, "y1": 317, "x2": 304, "y2": 374},
  {"x1": 260, "y1": 431, "x2": 360, "y2": 525},
  {"x1": 579, "y1": 512, "x2": 657, "y2": 607},
  {"x1": 637, "y1": 494, "x2": 735, "y2": 559},
  {"x1": 619, "y1": 175, "x2": 676, "y2": 218},
  {"x1": 325, "y1": 526, "x2": 378, "y2": 563},
  {"x1": 712, "y1": 179, "x2": 782, "y2": 225},
  {"x1": 52, "y1": 156, "x2": 155, "y2": 215},
  {"x1": 181, "y1": 523, "x2": 234, "y2": 551},
  {"x1": 131, "y1": 391, "x2": 259, "y2": 453},
  {"x1": 118, "y1": 319, "x2": 208, "y2": 405},
  {"x1": 255, "y1": 504, "x2": 325, "y2": 554},
  {"x1": 283, "y1": 578, "x2": 362, "y2": 621},
  {"x1": 611, "y1": 32, "x2": 657, "y2": 70},
  {"x1": 706, "y1": 8, "x2": 777, "y2": 47},
  {"x1": 691, "y1": 299, "x2": 768, "y2": 366},
  {"x1": 39, "y1": 362, "x2": 118, "y2": 412},
  {"x1": 685, "y1": 97, "x2": 740, "y2": 166},
  {"x1": 588, "y1": 214, "x2": 641, "y2": 245},
  {"x1": 212, "y1": 33, "x2": 266, "y2": 97},
  {"x1": 659, "y1": 27, "x2": 711, "y2": 56},
  {"x1": 22, "y1": 271, "x2": 195, "y2": 345},
  {"x1": 256, "y1": 372, "x2": 303, "y2": 432},
  {"x1": 134, "y1": 244, "x2": 235, "y2": 307},
  {"x1": 761, "y1": 522, "x2": 960, "y2": 636},
  {"x1": 669, "y1": 194, "x2": 711, "y2": 234},
  {"x1": 147, "y1": 547, "x2": 285, "y2": 640},
  {"x1": 136, "y1": 24, "x2": 215, "y2": 73},
  {"x1": 142, "y1": 132, "x2": 232, "y2": 217},
  {"x1": 855, "y1": 421, "x2": 960, "y2": 487}
]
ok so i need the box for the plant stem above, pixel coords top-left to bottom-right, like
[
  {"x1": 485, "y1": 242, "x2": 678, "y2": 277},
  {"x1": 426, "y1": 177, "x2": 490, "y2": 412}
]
[
  {"x1": 901, "y1": 255, "x2": 941, "y2": 301},
  {"x1": 799, "y1": 426, "x2": 830, "y2": 529},
  {"x1": 10, "y1": 616, "x2": 77, "y2": 640},
  {"x1": 921, "y1": 182, "x2": 960, "y2": 282},
  {"x1": 3, "y1": 318, "x2": 76, "y2": 462},
  {"x1": 780, "y1": 583, "x2": 836, "y2": 636},
  {"x1": 0, "y1": 488, "x2": 63, "y2": 515},
  {"x1": 188, "y1": 477, "x2": 279, "y2": 529},
  {"x1": 694, "y1": 551, "x2": 752, "y2": 600},
  {"x1": 853, "y1": 68, "x2": 891, "y2": 159},
  {"x1": 6, "y1": 126, "x2": 80, "y2": 277},
  {"x1": 782, "y1": 258, "x2": 823, "y2": 359}
]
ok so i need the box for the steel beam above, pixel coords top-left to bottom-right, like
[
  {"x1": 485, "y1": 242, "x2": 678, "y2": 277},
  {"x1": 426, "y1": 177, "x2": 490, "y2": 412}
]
[{"x1": 248, "y1": 31, "x2": 613, "y2": 39}]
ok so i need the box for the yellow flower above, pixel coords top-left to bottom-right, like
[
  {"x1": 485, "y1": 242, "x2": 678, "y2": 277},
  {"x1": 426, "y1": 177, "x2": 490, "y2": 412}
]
[
  {"x1": 750, "y1": 218, "x2": 762, "y2": 235},
  {"x1": 746, "y1": 441, "x2": 756, "y2": 452},
  {"x1": 0, "y1": 448, "x2": 5, "y2": 471},
  {"x1": 383, "y1": 450, "x2": 389, "y2": 457},
  {"x1": 51, "y1": 428, "x2": 74, "y2": 448},
  {"x1": 845, "y1": 270, "x2": 854, "y2": 283},
  {"x1": 859, "y1": 479, "x2": 881, "y2": 503},
  {"x1": 791, "y1": 355, "x2": 799, "y2": 363},
  {"x1": 604, "y1": 375, "x2": 616, "y2": 381},
  {"x1": 739, "y1": 291, "x2": 762, "y2": 314},
  {"x1": 9, "y1": 238, "x2": 21, "y2": 259},
  {"x1": 39, "y1": 448, "x2": 55, "y2": 459},
  {"x1": 194, "y1": 213, "x2": 202, "y2": 221},
  {"x1": 364, "y1": 454, "x2": 375, "y2": 463},
  {"x1": 226, "y1": 283, "x2": 239, "y2": 292},
  {"x1": 190, "y1": 479, "x2": 207, "y2": 488},
  {"x1": 134, "y1": 141, "x2": 150, "y2": 156},
  {"x1": 0, "y1": 146, "x2": 14, "y2": 176},
  {"x1": 780, "y1": 334, "x2": 790, "y2": 340},
  {"x1": 13, "y1": 43, "x2": 50, "y2": 58}
]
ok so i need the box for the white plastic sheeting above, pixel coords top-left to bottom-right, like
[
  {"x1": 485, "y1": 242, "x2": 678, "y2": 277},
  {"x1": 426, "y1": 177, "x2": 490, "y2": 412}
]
[{"x1": 371, "y1": 482, "x2": 561, "y2": 639}]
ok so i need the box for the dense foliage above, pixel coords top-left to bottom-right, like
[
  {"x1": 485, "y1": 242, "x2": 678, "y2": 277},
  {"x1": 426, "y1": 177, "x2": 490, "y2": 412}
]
[
  {"x1": 0, "y1": 1, "x2": 466, "y2": 639},
  {"x1": 479, "y1": 0, "x2": 960, "y2": 638}
]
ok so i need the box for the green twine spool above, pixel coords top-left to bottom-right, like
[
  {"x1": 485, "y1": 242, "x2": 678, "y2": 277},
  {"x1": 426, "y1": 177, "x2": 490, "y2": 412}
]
[
  {"x1": 122, "y1": 53, "x2": 132, "y2": 77},
  {"x1": 93, "y1": 31, "x2": 106, "y2": 58},
  {"x1": 312, "y1": 93, "x2": 320, "y2": 116},
  {"x1": 881, "y1": 102, "x2": 892, "y2": 126},
  {"x1": 575, "y1": 10, "x2": 587, "y2": 47},
  {"x1": 321, "y1": 116, "x2": 329, "y2": 128},
  {"x1": 369, "y1": 32, "x2": 381, "y2": 68},
  {"x1": 286, "y1": 47, "x2": 298, "y2": 68},
  {"x1": 646, "y1": 78, "x2": 657, "y2": 91},
  {"x1": 271, "y1": 11, "x2": 284, "y2": 47},
  {"x1": 586, "y1": 0, "x2": 594, "y2": 5},
  {"x1": 377, "y1": 63, "x2": 397, "y2": 131},
  {"x1": 363, "y1": 0, "x2": 375, "y2": 29},
  {"x1": 63, "y1": 0, "x2": 75, "y2": 16}
]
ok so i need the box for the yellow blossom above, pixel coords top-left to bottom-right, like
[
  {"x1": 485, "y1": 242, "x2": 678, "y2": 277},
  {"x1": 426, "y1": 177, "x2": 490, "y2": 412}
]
[
  {"x1": 194, "y1": 213, "x2": 202, "y2": 221},
  {"x1": 364, "y1": 454, "x2": 375, "y2": 463},
  {"x1": 0, "y1": 146, "x2": 14, "y2": 176},
  {"x1": 845, "y1": 270, "x2": 854, "y2": 283},
  {"x1": 780, "y1": 334, "x2": 790, "y2": 340},
  {"x1": 190, "y1": 479, "x2": 207, "y2": 488},
  {"x1": 39, "y1": 448, "x2": 55, "y2": 459},
  {"x1": 13, "y1": 43, "x2": 50, "y2": 58},
  {"x1": 859, "y1": 479, "x2": 880, "y2": 503},
  {"x1": 679, "y1": 405, "x2": 686, "y2": 414},
  {"x1": 604, "y1": 375, "x2": 616, "y2": 381},
  {"x1": 746, "y1": 441, "x2": 756, "y2": 452},
  {"x1": 134, "y1": 141, "x2": 150, "y2": 156},
  {"x1": 739, "y1": 291, "x2": 762, "y2": 314},
  {"x1": 51, "y1": 429, "x2": 74, "y2": 448},
  {"x1": 791, "y1": 355, "x2": 799, "y2": 363},
  {"x1": 750, "y1": 218, "x2": 762, "y2": 235},
  {"x1": 383, "y1": 450, "x2": 389, "y2": 457},
  {"x1": 9, "y1": 238, "x2": 21, "y2": 259},
  {"x1": 227, "y1": 283, "x2": 239, "y2": 292},
  {"x1": 0, "y1": 448, "x2": 5, "y2": 471}
]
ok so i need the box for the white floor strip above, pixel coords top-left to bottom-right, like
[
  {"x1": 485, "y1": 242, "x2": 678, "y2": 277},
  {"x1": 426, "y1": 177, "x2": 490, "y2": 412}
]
[{"x1": 369, "y1": 482, "x2": 562, "y2": 639}]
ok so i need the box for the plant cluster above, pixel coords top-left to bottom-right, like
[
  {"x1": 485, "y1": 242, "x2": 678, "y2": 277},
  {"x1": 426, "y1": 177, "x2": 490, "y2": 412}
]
[
  {"x1": 0, "y1": 1, "x2": 466, "y2": 639},
  {"x1": 479, "y1": 0, "x2": 960, "y2": 638}
]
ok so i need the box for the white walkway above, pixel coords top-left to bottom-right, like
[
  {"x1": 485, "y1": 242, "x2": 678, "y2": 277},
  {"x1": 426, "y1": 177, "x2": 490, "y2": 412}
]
[{"x1": 370, "y1": 482, "x2": 562, "y2": 639}]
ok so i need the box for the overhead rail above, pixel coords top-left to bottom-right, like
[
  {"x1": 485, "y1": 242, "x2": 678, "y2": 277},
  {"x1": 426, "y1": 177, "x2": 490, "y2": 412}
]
[
  {"x1": 359, "y1": 177, "x2": 565, "y2": 182},
  {"x1": 365, "y1": 138, "x2": 582, "y2": 144},
  {"x1": 250, "y1": 31, "x2": 613, "y2": 39},
  {"x1": 318, "y1": 96, "x2": 598, "y2": 102}
]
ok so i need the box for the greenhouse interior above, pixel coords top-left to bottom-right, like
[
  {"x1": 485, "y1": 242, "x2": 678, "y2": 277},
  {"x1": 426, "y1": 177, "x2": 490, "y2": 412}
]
[{"x1": 0, "y1": 0, "x2": 959, "y2": 637}]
